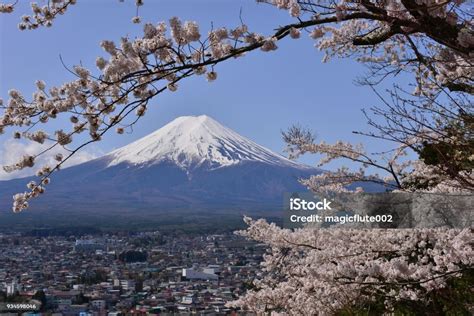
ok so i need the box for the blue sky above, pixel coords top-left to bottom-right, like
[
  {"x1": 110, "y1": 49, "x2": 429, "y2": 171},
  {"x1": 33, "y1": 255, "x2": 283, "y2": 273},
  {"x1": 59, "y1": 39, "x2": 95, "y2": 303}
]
[{"x1": 0, "y1": 0, "x2": 395, "y2": 178}]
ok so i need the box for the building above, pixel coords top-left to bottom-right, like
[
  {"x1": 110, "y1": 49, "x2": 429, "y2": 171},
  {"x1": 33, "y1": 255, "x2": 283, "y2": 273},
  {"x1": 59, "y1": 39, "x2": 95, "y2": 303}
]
[
  {"x1": 6, "y1": 280, "x2": 20, "y2": 296},
  {"x1": 91, "y1": 299, "x2": 107, "y2": 310},
  {"x1": 120, "y1": 280, "x2": 135, "y2": 291},
  {"x1": 182, "y1": 268, "x2": 218, "y2": 281},
  {"x1": 74, "y1": 240, "x2": 106, "y2": 253}
]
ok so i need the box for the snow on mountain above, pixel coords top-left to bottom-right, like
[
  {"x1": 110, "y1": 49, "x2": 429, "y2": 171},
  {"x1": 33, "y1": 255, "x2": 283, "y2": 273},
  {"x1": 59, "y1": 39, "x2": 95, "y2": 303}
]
[
  {"x1": 107, "y1": 115, "x2": 305, "y2": 170},
  {"x1": 0, "y1": 115, "x2": 323, "y2": 222}
]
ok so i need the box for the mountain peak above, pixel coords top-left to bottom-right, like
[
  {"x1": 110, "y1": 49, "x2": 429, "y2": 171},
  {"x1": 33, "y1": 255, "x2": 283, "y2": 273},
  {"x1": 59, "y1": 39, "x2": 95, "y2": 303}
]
[
  {"x1": 107, "y1": 115, "x2": 304, "y2": 170},
  {"x1": 167, "y1": 114, "x2": 213, "y2": 126}
]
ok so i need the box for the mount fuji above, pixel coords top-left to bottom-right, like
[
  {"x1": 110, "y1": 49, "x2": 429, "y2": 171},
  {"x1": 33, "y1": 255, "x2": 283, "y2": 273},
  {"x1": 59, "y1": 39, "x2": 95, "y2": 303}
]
[
  {"x1": 107, "y1": 115, "x2": 309, "y2": 171},
  {"x1": 0, "y1": 115, "x2": 322, "y2": 229}
]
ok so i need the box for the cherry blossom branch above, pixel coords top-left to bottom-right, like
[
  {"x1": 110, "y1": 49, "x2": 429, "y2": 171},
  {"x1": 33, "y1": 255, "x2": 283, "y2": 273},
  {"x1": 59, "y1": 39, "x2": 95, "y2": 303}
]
[{"x1": 232, "y1": 217, "x2": 473, "y2": 314}]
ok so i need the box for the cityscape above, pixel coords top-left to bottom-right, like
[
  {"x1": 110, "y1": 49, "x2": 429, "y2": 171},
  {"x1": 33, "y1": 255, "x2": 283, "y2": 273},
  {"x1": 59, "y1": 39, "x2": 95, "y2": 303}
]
[{"x1": 0, "y1": 231, "x2": 265, "y2": 315}]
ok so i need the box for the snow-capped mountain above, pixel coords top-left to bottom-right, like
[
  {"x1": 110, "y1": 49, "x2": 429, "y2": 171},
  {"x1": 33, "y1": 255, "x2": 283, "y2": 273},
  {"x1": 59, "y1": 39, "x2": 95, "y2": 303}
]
[
  {"x1": 0, "y1": 115, "x2": 321, "y2": 223},
  {"x1": 107, "y1": 115, "x2": 304, "y2": 170}
]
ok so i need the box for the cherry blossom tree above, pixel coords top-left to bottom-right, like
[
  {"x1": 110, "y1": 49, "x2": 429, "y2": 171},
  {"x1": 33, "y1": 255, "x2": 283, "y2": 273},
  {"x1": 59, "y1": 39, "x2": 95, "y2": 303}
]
[
  {"x1": 227, "y1": 217, "x2": 473, "y2": 314},
  {"x1": 282, "y1": 87, "x2": 473, "y2": 194}
]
